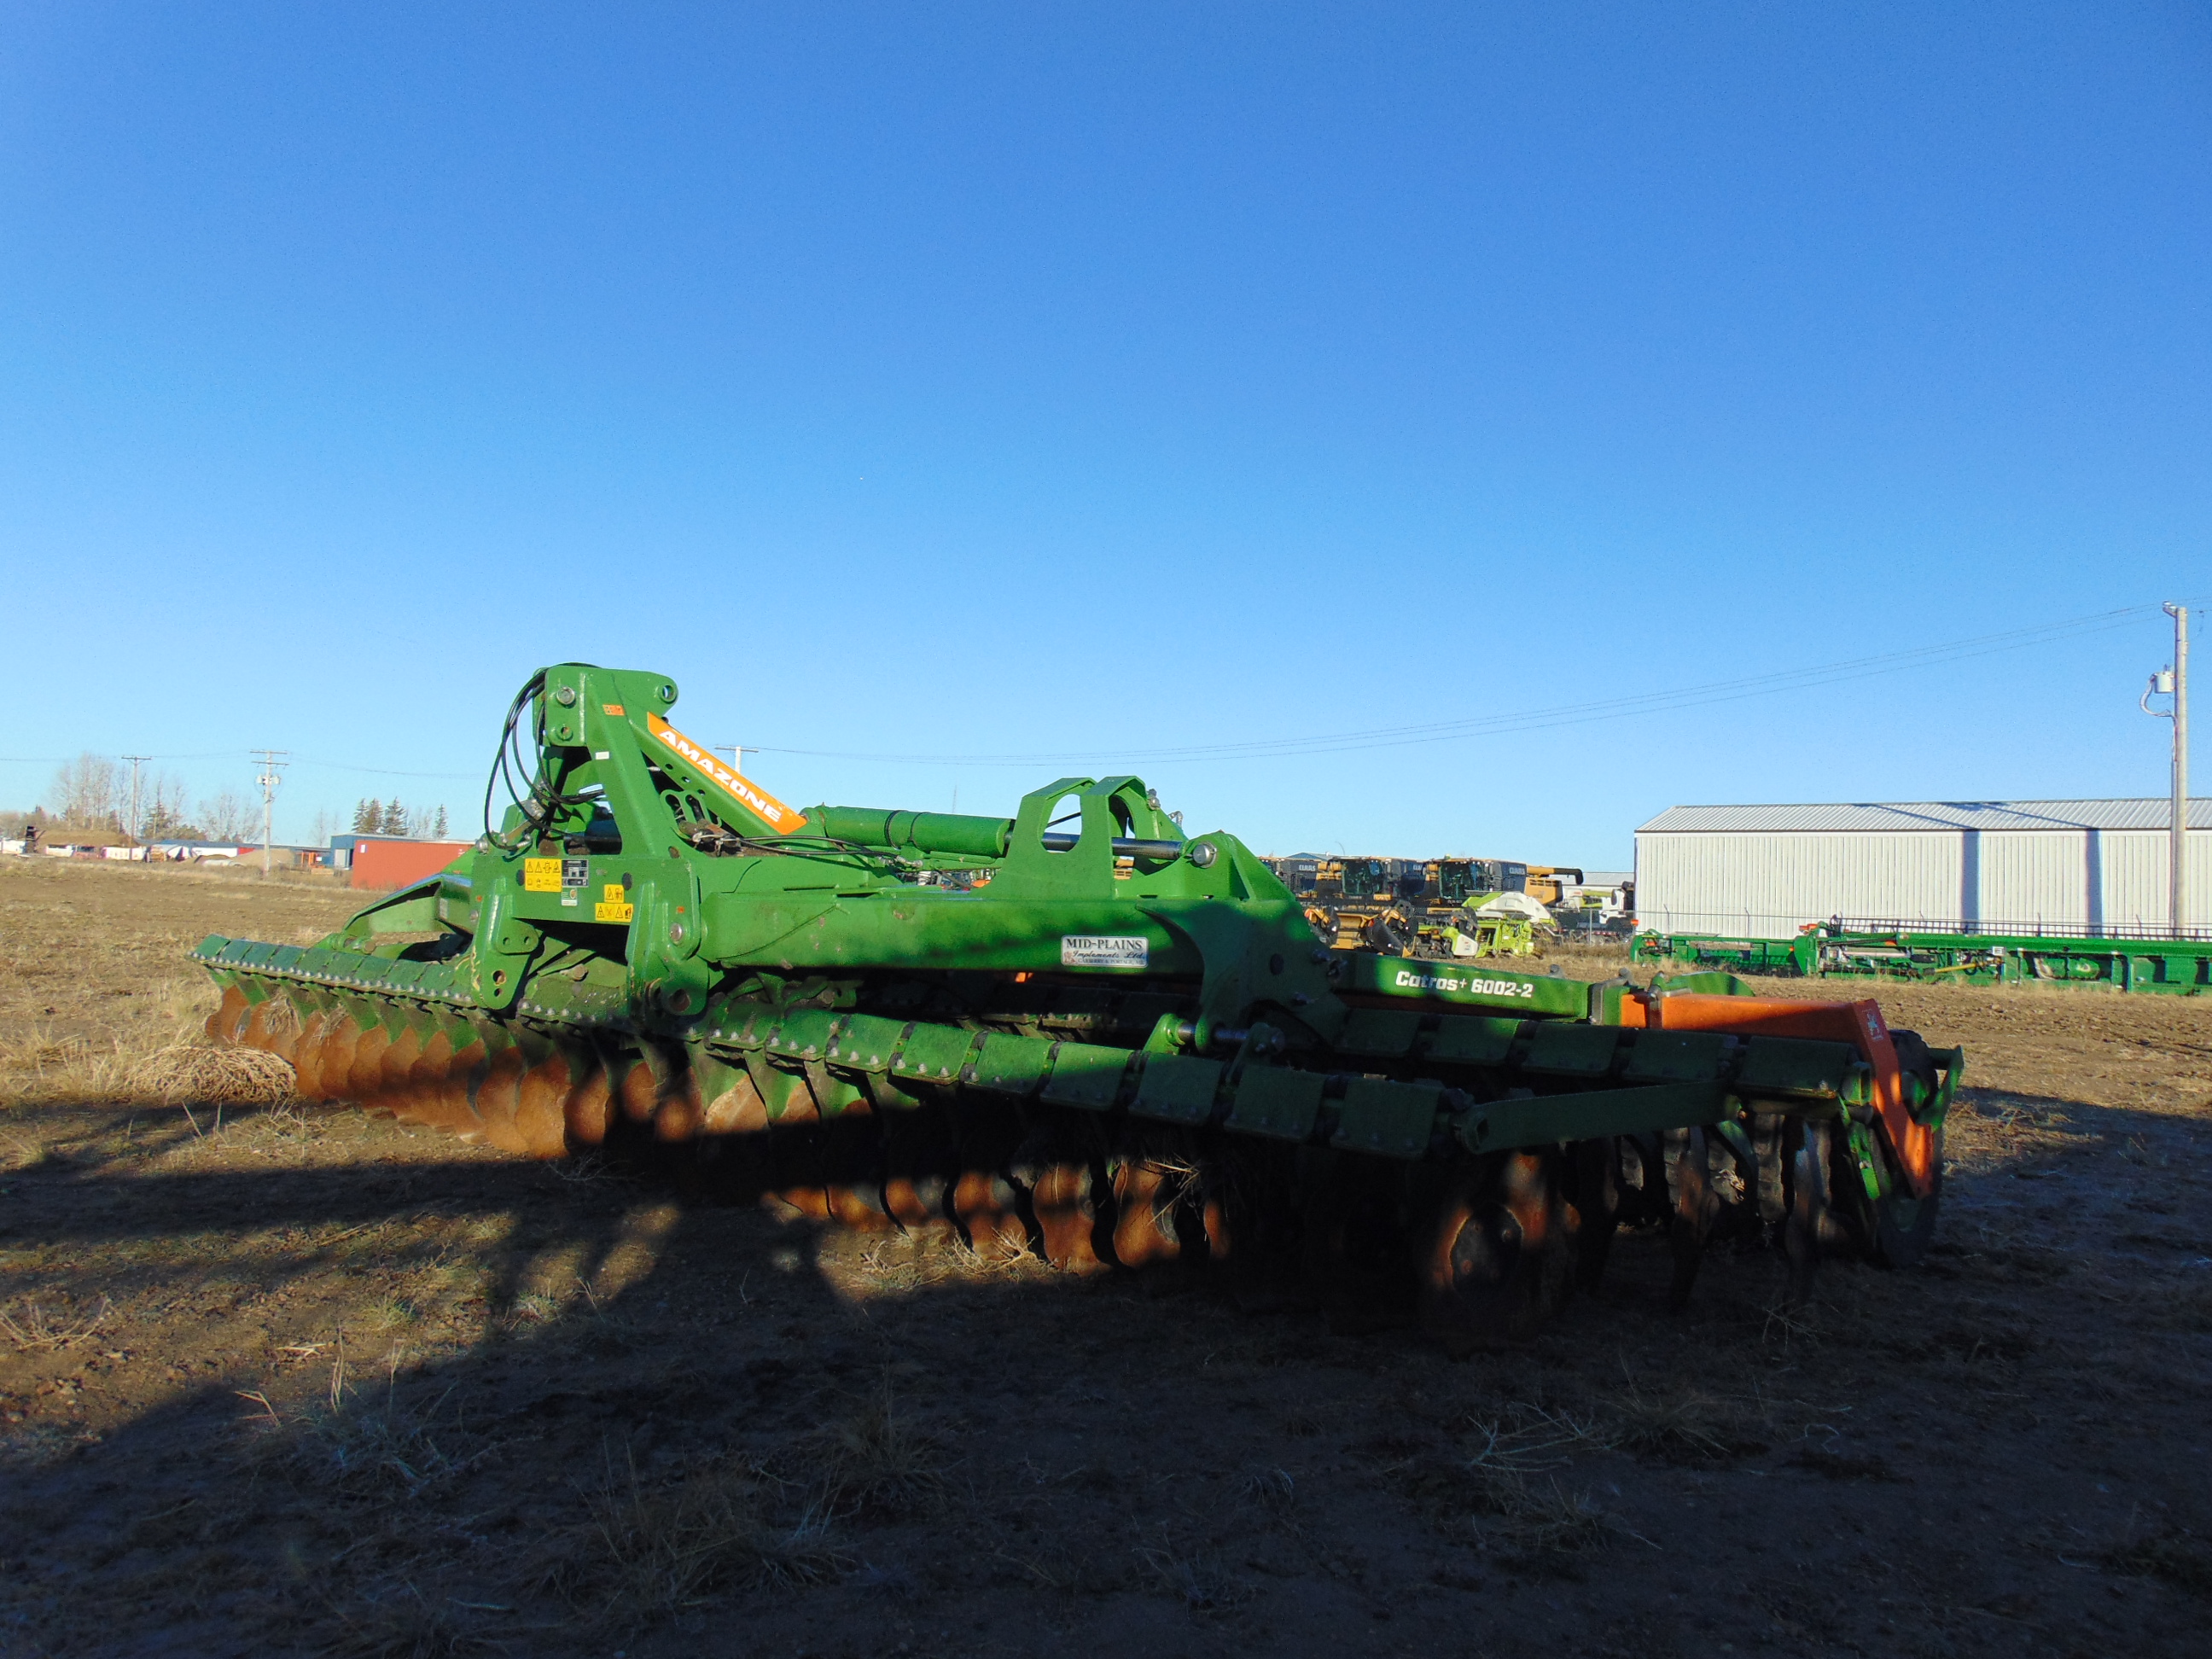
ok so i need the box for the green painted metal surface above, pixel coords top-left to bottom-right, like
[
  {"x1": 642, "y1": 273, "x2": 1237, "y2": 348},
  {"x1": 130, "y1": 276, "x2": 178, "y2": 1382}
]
[
  {"x1": 193, "y1": 665, "x2": 1953, "y2": 1172},
  {"x1": 1637, "y1": 920, "x2": 2212, "y2": 995}
]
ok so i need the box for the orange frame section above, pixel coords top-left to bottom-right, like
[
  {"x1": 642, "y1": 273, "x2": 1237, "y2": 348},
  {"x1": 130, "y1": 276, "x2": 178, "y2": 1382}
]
[{"x1": 1615, "y1": 992, "x2": 1936, "y2": 1196}]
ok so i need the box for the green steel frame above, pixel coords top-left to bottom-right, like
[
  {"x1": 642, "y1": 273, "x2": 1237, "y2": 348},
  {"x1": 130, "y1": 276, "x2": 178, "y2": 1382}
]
[
  {"x1": 183, "y1": 664, "x2": 1958, "y2": 1336},
  {"x1": 1635, "y1": 920, "x2": 2212, "y2": 995}
]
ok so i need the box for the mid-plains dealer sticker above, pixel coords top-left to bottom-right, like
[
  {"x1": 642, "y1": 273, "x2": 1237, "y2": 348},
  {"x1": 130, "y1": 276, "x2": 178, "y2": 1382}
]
[{"x1": 1062, "y1": 934, "x2": 1149, "y2": 969}]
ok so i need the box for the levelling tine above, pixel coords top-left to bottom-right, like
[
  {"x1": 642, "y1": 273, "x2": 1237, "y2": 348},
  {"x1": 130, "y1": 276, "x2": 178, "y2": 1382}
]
[
  {"x1": 1569, "y1": 1138, "x2": 1621, "y2": 1294},
  {"x1": 951, "y1": 1167, "x2": 1032, "y2": 1256},
  {"x1": 1300, "y1": 1154, "x2": 1404, "y2": 1336},
  {"x1": 1028, "y1": 1161, "x2": 1111, "y2": 1274},
  {"x1": 1415, "y1": 1170, "x2": 1505, "y2": 1357},
  {"x1": 883, "y1": 1172, "x2": 953, "y2": 1236},
  {"x1": 826, "y1": 1181, "x2": 899, "y2": 1231},
  {"x1": 701, "y1": 1068, "x2": 771, "y2": 1135},
  {"x1": 1667, "y1": 1126, "x2": 1719, "y2": 1310},
  {"x1": 763, "y1": 1121, "x2": 833, "y2": 1220},
  {"x1": 1109, "y1": 1159, "x2": 1182, "y2": 1269},
  {"x1": 878, "y1": 1099, "x2": 959, "y2": 1239},
  {"x1": 1783, "y1": 1116, "x2": 1827, "y2": 1306},
  {"x1": 1498, "y1": 1149, "x2": 1576, "y2": 1330}
]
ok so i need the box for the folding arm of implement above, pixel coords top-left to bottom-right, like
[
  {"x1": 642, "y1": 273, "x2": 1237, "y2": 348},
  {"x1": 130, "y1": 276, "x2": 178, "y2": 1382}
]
[{"x1": 194, "y1": 664, "x2": 1958, "y2": 1351}]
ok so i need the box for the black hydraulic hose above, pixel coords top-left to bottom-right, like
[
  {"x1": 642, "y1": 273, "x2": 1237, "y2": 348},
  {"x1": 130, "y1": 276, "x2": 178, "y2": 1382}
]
[{"x1": 482, "y1": 670, "x2": 602, "y2": 852}]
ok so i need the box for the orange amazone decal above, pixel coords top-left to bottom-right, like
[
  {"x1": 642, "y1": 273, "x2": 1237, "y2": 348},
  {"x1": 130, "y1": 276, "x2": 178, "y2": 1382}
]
[
  {"x1": 645, "y1": 713, "x2": 807, "y2": 835},
  {"x1": 602, "y1": 703, "x2": 625, "y2": 715}
]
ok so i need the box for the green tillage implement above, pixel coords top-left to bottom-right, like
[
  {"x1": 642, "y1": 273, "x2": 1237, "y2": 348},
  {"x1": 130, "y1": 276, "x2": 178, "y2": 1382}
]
[
  {"x1": 1635, "y1": 922, "x2": 2212, "y2": 995},
  {"x1": 196, "y1": 664, "x2": 1961, "y2": 1351}
]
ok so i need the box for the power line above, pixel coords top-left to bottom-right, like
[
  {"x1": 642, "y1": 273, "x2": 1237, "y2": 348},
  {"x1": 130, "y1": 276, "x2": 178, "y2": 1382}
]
[
  {"x1": 1, "y1": 597, "x2": 2197, "y2": 783},
  {"x1": 288, "y1": 758, "x2": 477, "y2": 780},
  {"x1": 747, "y1": 600, "x2": 2195, "y2": 767},
  {"x1": 0, "y1": 753, "x2": 475, "y2": 779}
]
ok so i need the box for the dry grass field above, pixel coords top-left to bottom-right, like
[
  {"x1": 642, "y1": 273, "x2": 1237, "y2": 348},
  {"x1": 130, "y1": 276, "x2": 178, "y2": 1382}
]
[{"x1": 3, "y1": 856, "x2": 2209, "y2": 1657}]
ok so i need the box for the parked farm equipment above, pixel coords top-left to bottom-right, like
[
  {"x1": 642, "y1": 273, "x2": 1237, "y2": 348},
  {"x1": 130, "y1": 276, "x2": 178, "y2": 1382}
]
[
  {"x1": 195, "y1": 665, "x2": 1959, "y2": 1348},
  {"x1": 1271, "y1": 855, "x2": 1540, "y2": 957},
  {"x1": 1636, "y1": 918, "x2": 2212, "y2": 995}
]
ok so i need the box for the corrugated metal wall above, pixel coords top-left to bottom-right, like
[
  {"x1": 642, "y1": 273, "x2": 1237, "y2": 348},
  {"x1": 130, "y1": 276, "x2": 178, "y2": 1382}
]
[
  {"x1": 1636, "y1": 831, "x2": 1960, "y2": 938},
  {"x1": 1637, "y1": 828, "x2": 2212, "y2": 937},
  {"x1": 1980, "y1": 831, "x2": 2088, "y2": 929}
]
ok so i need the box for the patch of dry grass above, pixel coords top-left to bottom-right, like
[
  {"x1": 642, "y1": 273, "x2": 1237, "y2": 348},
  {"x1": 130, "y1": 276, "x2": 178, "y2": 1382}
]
[
  {"x1": 1395, "y1": 1401, "x2": 1640, "y2": 1563},
  {"x1": 0, "y1": 1294, "x2": 114, "y2": 1353},
  {"x1": 2104, "y1": 1525, "x2": 2212, "y2": 1598},
  {"x1": 125, "y1": 1042, "x2": 295, "y2": 1106},
  {"x1": 1466, "y1": 1472, "x2": 1625, "y2": 1558},
  {"x1": 569, "y1": 1445, "x2": 853, "y2": 1615},
  {"x1": 806, "y1": 1378, "x2": 947, "y2": 1518},
  {"x1": 1603, "y1": 1382, "x2": 1764, "y2": 1464},
  {"x1": 1133, "y1": 1529, "x2": 1252, "y2": 1610}
]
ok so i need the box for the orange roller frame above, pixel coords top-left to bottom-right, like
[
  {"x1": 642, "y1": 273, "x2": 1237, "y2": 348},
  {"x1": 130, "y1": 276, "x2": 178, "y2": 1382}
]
[{"x1": 1617, "y1": 992, "x2": 1937, "y2": 1196}]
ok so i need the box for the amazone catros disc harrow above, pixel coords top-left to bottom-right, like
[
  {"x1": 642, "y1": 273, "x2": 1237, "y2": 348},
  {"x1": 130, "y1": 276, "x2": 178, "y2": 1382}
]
[{"x1": 196, "y1": 665, "x2": 1959, "y2": 1350}]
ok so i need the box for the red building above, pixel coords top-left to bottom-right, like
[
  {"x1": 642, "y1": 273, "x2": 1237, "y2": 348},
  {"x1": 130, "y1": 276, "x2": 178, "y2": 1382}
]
[{"x1": 341, "y1": 836, "x2": 474, "y2": 891}]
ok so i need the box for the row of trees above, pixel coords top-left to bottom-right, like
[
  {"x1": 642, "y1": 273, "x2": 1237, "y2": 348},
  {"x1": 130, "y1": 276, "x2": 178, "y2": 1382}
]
[
  {"x1": 38, "y1": 754, "x2": 258, "y2": 841},
  {"x1": 352, "y1": 799, "x2": 451, "y2": 838},
  {"x1": 24, "y1": 754, "x2": 450, "y2": 845}
]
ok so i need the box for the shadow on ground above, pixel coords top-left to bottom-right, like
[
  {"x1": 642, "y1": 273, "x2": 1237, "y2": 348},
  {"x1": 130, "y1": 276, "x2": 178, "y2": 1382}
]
[{"x1": 3, "y1": 1083, "x2": 2209, "y2": 1659}]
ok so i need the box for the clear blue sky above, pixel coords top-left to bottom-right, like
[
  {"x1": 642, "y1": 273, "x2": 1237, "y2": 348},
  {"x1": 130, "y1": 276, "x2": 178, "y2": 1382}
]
[{"x1": 3, "y1": 3, "x2": 2206, "y2": 864}]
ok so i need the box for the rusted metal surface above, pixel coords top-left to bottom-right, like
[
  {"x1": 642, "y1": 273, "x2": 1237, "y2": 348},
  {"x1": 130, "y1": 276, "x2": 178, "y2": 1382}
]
[{"x1": 207, "y1": 983, "x2": 1927, "y2": 1347}]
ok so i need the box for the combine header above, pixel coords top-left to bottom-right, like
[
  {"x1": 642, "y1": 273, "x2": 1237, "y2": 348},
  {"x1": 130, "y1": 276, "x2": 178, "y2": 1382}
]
[
  {"x1": 1638, "y1": 920, "x2": 2212, "y2": 996},
  {"x1": 196, "y1": 667, "x2": 1959, "y2": 1348}
]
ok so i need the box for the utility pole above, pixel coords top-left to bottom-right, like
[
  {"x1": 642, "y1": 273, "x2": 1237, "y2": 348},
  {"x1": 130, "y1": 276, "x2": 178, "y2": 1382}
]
[
  {"x1": 253, "y1": 751, "x2": 288, "y2": 878},
  {"x1": 2172, "y1": 602, "x2": 2190, "y2": 937},
  {"x1": 713, "y1": 744, "x2": 752, "y2": 777},
  {"x1": 121, "y1": 755, "x2": 149, "y2": 850},
  {"x1": 2145, "y1": 605, "x2": 2190, "y2": 937}
]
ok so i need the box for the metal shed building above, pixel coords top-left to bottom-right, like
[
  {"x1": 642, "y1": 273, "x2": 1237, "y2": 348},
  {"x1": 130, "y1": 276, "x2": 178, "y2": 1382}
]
[{"x1": 1635, "y1": 800, "x2": 2212, "y2": 939}]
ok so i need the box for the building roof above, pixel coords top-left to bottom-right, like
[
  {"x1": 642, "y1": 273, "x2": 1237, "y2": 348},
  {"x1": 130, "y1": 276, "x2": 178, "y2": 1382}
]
[{"x1": 1638, "y1": 799, "x2": 2212, "y2": 835}]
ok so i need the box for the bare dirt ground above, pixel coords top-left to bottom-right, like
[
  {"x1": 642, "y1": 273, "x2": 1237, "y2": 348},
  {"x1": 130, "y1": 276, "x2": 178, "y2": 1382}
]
[{"x1": 3, "y1": 857, "x2": 2208, "y2": 1657}]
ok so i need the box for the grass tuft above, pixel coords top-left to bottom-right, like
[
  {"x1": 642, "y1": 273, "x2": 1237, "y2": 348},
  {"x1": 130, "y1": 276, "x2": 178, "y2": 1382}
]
[
  {"x1": 1468, "y1": 1472, "x2": 1624, "y2": 1558},
  {"x1": 1134, "y1": 1537, "x2": 1250, "y2": 1610},
  {"x1": 1604, "y1": 1382, "x2": 1763, "y2": 1464},
  {"x1": 809, "y1": 1378, "x2": 948, "y2": 1518},
  {"x1": 125, "y1": 1042, "x2": 294, "y2": 1107},
  {"x1": 573, "y1": 1444, "x2": 853, "y2": 1615},
  {"x1": 2103, "y1": 1525, "x2": 2212, "y2": 1598},
  {"x1": 0, "y1": 1295, "x2": 114, "y2": 1353}
]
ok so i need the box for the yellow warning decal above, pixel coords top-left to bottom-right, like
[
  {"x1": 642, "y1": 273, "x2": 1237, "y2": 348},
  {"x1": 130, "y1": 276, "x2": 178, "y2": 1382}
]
[
  {"x1": 523, "y1": 858, "x2": 562, "y2": 892},
  {"x1": 646, "y1": 713, "x2": 807, "y2": 834},
  {"x1": 595, "y1": 900, "x2": 636, "y2": 923},
  {"x1": 603, "y1": 883, "x2": 626, "y2": 904}
]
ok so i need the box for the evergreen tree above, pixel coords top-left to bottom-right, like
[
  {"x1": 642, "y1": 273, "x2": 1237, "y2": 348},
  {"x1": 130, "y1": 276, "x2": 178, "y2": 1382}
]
[
  {"x1": 431, "y1": 805, "x2": 449, "y2": 838},
  {"x1": 385, "y1": 797, "x2": 406, "y2": 838},
  {"x1": 352, "y1": 798, "x2": 381, "y2": 835}
]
